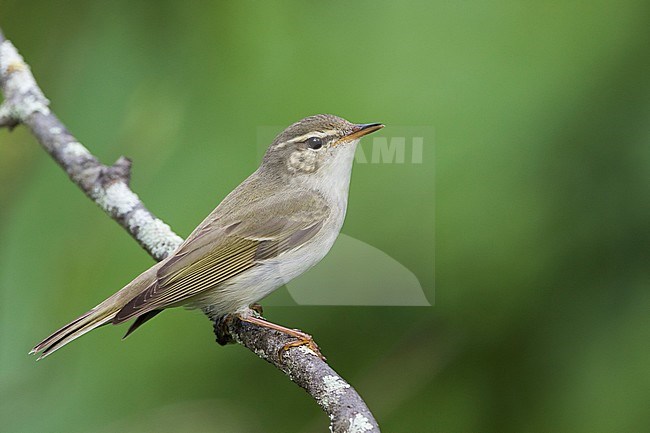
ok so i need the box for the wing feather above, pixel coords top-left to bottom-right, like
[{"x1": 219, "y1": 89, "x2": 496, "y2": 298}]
[{"x1": 113, "y1": 191, "x2": 329, "y2": 323}]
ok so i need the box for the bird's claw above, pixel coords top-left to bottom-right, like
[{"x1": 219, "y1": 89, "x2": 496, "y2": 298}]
[{"x1": 279, "y1": 330, "x2": 326, "y2": 361}]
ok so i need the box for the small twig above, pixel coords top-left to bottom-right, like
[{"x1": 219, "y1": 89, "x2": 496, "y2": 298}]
[{"x1": 0, "y1": 29, "x2": 379, "y2": 433}]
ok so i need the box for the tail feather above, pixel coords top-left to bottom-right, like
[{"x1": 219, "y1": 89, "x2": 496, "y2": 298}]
[
  {"x1": 31, "y1": 264, "x2": 161, "y2": 359},
  {"x1": 30, "y1": 310, "x2": 92, "y2": 354},
  {"x1": 31, "y1": 307, "x2": 117, "y2": 360}
]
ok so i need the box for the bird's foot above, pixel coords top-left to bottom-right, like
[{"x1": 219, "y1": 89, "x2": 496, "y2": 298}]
[
  {"x1": 236, "y1": 315, "x2": 325, "y2": 361},
  {"x1": 279, "y1": 329, "x2": 325, "y2": 360}
]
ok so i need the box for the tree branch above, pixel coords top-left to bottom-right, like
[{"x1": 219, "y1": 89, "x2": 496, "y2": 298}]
[{"x1": 0, "y1": 30, "x2": 379, "y2": 433}]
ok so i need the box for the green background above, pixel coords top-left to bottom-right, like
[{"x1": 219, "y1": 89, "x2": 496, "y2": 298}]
[{"x1": 1, "y1": 1, "x2": 648, "y2": 432}]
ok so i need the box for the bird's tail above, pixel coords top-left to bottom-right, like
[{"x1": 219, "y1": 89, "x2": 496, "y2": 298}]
[
  {"x1": 30, "y1": 305, "x2": 119, "y2": 360},
  {"x1": 30, "y1": 263, "x2": 161, "y2": 360}
]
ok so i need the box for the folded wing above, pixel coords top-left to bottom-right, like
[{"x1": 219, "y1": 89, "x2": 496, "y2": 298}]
[{"x1": 113, "y1": 192, "x2": 329, "y2": 323}]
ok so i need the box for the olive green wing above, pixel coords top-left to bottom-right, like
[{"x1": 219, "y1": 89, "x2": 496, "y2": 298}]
[{"x1": 113, "y1": 192, "x2": 329, "y2": 323}]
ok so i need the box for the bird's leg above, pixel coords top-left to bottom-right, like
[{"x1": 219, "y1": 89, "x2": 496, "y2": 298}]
[{"x1": 236, "y1": 314, "x2": 325, "y2": 360}]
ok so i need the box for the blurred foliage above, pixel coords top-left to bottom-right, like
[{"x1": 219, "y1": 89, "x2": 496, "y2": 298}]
[{"x1": 1, "y1": 1, "x2": 649, "y2": 432}]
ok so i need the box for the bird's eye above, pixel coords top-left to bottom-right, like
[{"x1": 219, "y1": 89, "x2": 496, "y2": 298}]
[{"x1": 306, "y1": 137, "x2": 323, "y2": 150}]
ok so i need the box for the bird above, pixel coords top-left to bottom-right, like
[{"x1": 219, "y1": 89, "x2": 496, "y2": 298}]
[{"x1": 31, "y1": 114, "x2": 384, "y2": 360}]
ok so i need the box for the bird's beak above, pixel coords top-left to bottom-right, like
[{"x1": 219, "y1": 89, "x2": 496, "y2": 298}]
[{"x1": 333, "y1": 123, "x2": 384, "y2": 146}]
